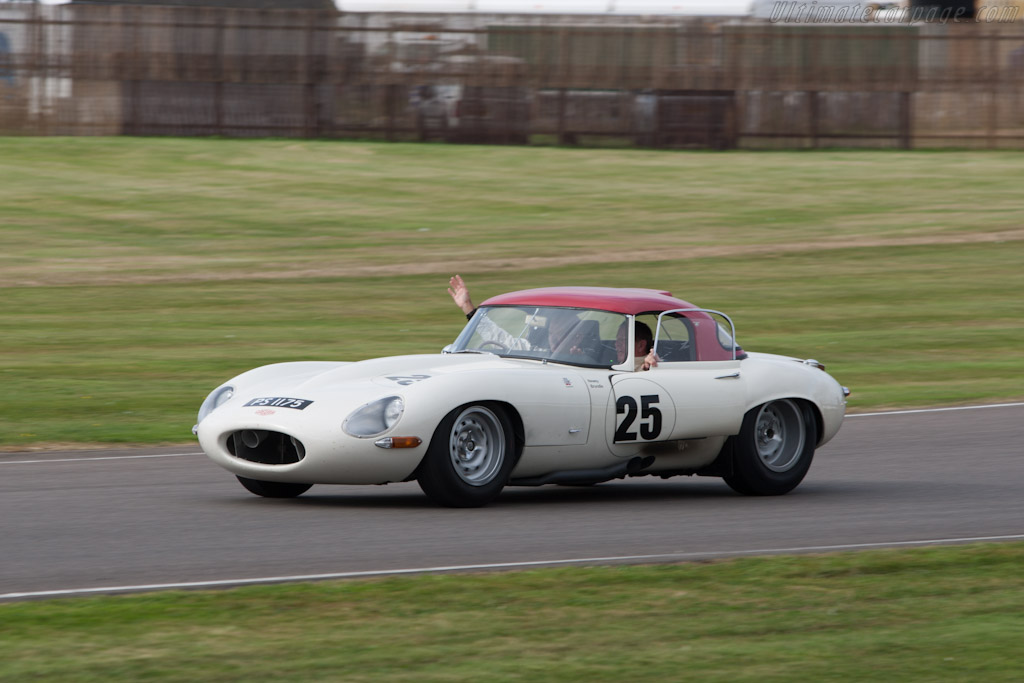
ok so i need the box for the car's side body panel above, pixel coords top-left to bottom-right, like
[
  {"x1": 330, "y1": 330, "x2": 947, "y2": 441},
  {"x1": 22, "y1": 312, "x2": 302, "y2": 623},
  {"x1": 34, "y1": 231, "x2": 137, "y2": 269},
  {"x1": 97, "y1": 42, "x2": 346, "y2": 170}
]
[{"x1": 613, "y1": 360, "x2": 746, "y2": 441}]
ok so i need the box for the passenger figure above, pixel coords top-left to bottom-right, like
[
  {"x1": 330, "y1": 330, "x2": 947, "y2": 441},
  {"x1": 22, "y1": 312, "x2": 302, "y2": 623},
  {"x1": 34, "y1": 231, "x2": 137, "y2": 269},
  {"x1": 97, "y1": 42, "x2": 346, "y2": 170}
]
[{"x1": 615, "y1": 320, "x2": 659, "y2": 372}]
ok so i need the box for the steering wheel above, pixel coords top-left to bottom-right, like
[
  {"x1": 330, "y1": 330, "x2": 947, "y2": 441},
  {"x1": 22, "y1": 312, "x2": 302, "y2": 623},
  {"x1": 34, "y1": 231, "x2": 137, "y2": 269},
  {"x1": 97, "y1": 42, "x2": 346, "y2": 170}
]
[{"x1": 477, "y1": 341, "x2": 509, "y2": 353}]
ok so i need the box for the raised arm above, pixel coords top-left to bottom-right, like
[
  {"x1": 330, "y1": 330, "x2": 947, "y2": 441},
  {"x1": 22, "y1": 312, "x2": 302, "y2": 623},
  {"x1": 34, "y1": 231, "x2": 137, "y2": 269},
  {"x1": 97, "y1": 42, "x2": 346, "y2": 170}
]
[{"x1": 448, "y1": 274, "x2": 476, "y2": 318}]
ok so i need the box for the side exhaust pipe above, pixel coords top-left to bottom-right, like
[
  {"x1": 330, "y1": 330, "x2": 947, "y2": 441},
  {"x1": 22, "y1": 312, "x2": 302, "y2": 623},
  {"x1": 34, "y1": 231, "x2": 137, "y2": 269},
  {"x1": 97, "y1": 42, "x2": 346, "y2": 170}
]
[{"x1": 509, "y1": 455, "x2": 655, "y2": 487}]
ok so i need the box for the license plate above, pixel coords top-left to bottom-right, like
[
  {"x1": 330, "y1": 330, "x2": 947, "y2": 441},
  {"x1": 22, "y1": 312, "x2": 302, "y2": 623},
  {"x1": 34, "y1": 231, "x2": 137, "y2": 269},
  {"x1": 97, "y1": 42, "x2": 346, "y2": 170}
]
[{"x1": 244, "y1": 397, "x2": 313, "y2": 410}]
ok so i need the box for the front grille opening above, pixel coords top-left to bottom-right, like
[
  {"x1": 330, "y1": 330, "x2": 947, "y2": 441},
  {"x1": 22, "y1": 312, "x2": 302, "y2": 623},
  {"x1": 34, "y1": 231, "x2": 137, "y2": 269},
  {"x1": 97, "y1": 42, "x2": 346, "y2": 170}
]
[{"x1": 227, "y1": 430, "x2": 306, "y2": 465}]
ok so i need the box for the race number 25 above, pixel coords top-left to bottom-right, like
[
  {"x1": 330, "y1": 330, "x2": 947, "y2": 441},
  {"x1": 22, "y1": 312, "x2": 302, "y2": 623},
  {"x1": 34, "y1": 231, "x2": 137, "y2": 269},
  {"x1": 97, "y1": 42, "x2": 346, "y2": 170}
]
[{"x1": 614, "y1": 394, "x2": 662, "y2": 442}]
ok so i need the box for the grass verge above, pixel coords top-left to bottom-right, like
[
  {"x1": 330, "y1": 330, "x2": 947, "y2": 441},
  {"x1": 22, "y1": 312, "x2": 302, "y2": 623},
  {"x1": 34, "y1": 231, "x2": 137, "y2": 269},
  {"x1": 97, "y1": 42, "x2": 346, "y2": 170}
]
[
  {"x1": 2, "y1": 139, "x2": 1023, "y2": 446},
  {"x1": 2, "y1": 542, "x2": 1023, "y2": 681}
]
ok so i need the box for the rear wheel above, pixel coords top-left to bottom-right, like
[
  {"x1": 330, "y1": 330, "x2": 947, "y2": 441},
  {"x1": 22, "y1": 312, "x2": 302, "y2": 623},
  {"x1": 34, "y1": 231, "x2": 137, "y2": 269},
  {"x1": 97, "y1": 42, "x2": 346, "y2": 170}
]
[
  {"x1": 236, "y1": 476, "x2": 312, "y2": 499},
  {"x1": 723, "y1": 399, "x2": 816, "y2": 496},
  {"x1": 418, "y1": 404, "x2": 515, "y2": 507}
]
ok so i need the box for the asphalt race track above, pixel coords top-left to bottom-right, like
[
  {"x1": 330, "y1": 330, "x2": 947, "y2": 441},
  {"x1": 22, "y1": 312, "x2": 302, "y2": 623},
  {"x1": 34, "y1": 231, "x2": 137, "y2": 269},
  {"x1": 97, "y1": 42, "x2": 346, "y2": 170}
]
[{"x1": 3, "y1": 404, "x2": 1023, "y2": 600}]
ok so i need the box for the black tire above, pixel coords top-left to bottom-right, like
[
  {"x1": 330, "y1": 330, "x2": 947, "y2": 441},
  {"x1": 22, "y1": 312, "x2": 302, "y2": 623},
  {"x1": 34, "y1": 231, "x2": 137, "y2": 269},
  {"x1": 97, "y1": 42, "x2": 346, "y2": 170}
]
[
  {"x1": 723, "y1": 399, "x2": 816, "y2": 496},
  {"x1": 236, "y1": 476, "x2": 312, "y2": 499},
  {"x1": 417, "y1": 403, "x2": 516, "y2": 507}
]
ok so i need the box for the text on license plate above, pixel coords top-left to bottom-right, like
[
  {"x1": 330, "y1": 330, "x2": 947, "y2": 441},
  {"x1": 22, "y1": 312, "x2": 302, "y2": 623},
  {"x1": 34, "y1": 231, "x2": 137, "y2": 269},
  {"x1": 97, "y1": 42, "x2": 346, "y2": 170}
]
[{"x1": 244, "y1": 397, "x2": 313, "y2": 410}]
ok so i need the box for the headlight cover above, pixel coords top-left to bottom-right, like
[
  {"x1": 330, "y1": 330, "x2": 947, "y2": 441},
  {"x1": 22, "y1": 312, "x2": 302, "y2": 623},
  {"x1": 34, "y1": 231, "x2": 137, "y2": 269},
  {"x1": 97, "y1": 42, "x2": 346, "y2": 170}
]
[
  {"x1": 343, "y1": 396, "x2": 404, "y2": 438},
  {"x1": 195, "y1": 385, "x2": 235, "y2": 432}
]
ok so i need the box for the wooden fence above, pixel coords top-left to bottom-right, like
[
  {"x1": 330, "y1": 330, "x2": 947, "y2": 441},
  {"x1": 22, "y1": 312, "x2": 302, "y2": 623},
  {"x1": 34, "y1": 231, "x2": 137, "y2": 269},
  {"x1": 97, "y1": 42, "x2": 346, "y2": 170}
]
[{"x1": 1, "y1": 4, "x2": 1023, "y2": 148}]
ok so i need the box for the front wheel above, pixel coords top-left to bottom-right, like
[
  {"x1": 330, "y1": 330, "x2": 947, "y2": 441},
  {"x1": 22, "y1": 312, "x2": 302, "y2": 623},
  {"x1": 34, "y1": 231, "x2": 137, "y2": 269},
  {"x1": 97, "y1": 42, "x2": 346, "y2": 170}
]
[
  {"x1": 236, "y1": 476, "x2": 312, "y2": 499},
  {"x1": 723, "y1": 399, "x2": 816, "y2": 496},
  {"x1": 418, "y1": 404, "x2": 515, "y2": 507}
]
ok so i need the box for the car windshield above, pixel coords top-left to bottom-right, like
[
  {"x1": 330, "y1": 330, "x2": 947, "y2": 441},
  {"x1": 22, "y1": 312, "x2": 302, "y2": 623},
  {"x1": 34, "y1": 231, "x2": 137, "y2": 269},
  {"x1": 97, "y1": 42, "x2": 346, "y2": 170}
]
[{"x1": 450, "y1": 306, "x2": 628, "y2": 368}]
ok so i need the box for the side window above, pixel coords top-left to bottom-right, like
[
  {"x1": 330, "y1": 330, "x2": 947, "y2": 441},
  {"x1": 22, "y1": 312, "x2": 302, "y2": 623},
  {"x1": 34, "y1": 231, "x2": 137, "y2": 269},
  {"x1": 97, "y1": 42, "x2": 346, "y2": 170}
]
[
  {"x1": 652, "y1": 314, "x2": 695, "y2": 362},
  {"x1": 574, "y1": 310, "x2": 627, "y2": 366},
  {"x1": 635, "y1": 313, "x2": 659, "y2": 361}
]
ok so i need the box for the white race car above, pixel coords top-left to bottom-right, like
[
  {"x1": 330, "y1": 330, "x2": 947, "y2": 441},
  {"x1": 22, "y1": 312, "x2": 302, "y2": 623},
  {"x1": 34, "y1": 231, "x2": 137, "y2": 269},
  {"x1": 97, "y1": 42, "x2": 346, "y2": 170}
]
[{"x1": 194, "y1": 287, "x2": 848, "y2": 507}]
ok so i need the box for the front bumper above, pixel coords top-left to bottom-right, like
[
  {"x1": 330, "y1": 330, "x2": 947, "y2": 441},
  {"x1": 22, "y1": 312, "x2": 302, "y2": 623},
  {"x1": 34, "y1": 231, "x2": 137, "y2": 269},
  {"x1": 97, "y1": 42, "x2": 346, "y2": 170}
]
[{"x1": 195, "y1": 411, "x2": 427, "y2": 485}]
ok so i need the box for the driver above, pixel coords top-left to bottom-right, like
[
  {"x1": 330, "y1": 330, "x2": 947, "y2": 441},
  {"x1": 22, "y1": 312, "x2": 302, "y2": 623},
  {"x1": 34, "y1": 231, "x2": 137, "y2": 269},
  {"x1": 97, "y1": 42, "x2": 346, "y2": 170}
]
[
  {"x1": 448, "y1": 274, "x2": 580, "y2": 353},
  {"x1": 448, "y1": 275, "x2": 658, "y2": 370}
]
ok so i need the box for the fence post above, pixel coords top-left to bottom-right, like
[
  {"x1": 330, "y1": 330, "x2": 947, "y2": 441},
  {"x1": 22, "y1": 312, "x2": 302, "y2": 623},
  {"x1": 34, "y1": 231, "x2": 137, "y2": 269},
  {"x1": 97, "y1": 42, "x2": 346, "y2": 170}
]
[
  {"x1": 557, "y1": 87, "x2": 570, "y2": 145},
  {"x1": 900, "y1": 90, "x2": 912, "y2": 150},
  {"x1": 322, "y1": 12, "x2": 336, "y2": 139},
  {"x1": 30, "y1": 1, "x2": 42, "y2": 134},
  {"x1": 125, "y1": 5, "x2": 141, "y2": 136},
  {"x1": 385, "y1": 83, "x2": 396, "y2": 141},
  {"x1": 303, "y1": 13, "x2": 316, "y2": 138},
  {"x1": 808, "y1": 90, "x2": 818, "y2": 149},
  {"x1": 214, "y1": 12, "x2": 224, "y2": 136},
  {"x1": 988, "y1": 30, "x2": 998, "y2": 150}
]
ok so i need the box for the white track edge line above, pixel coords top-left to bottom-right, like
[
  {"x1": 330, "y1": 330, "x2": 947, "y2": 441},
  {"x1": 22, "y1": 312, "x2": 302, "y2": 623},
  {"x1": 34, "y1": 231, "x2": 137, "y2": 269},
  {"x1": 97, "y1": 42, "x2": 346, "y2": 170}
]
[
  {"x1": 847, "y1": 402, "x2": 1024, "y2": 417},
  {"x1": 0, "y1": 452, "x2": 202, "y2": 465},
  {"x1": 4, "y1": 533, "x2": 1024, "y2": 601}
]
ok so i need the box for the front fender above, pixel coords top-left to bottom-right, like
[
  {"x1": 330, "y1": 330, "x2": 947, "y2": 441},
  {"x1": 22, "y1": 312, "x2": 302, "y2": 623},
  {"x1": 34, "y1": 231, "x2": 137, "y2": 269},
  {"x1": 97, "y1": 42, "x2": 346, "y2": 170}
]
[{"x1": 401, "y1": 367, "x2": 592, "y2": 447}]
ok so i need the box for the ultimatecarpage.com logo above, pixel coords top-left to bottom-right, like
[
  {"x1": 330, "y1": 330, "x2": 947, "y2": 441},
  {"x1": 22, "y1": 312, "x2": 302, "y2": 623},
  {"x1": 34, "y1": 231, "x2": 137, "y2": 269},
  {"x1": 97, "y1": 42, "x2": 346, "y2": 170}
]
[{"x1": 766, "y1": 2, "x2": 1021, "y2": 24}]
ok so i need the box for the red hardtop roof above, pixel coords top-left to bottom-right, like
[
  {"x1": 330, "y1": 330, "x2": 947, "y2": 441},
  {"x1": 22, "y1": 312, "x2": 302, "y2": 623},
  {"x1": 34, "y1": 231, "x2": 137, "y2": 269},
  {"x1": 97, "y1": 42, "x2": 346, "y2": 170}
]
[{"x1": 480, "y1": 287, "x2": 698, "y2": 316}]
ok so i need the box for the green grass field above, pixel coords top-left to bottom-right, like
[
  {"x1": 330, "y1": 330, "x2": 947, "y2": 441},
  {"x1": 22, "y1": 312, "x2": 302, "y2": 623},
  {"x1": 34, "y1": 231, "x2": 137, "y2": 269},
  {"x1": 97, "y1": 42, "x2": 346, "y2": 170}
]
[
  {"x1": 2, "y1": 543, "x2": 1023, "y2": 681},
  {"x1": 2, "y1": 138, "x2": 1023, "y2": 447}
]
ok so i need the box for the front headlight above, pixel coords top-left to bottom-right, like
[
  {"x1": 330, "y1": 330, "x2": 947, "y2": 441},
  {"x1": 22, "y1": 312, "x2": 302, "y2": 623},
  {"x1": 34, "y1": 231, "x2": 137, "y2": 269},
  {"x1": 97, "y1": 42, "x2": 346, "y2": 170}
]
[
  {"x1": 343, "y1": 396, "x2": 404, "y2": 438},
  {"x1": 195, "y1": 385, "x2": 235, "y2": 430}
]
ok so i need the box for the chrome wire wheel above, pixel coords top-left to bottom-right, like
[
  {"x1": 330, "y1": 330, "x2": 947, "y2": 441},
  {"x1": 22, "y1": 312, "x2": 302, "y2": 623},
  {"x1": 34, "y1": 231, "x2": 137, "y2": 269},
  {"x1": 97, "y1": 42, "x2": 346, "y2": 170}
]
[
  {"x1": 754, "y1": 399, "x2": 806, "y2": 473},
  {"x1": 448, "y1": 406, "x2": 506, "y2": 486},
  {"x1": 419, "y1": 402, "x2": 515, "y2": 507}
]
